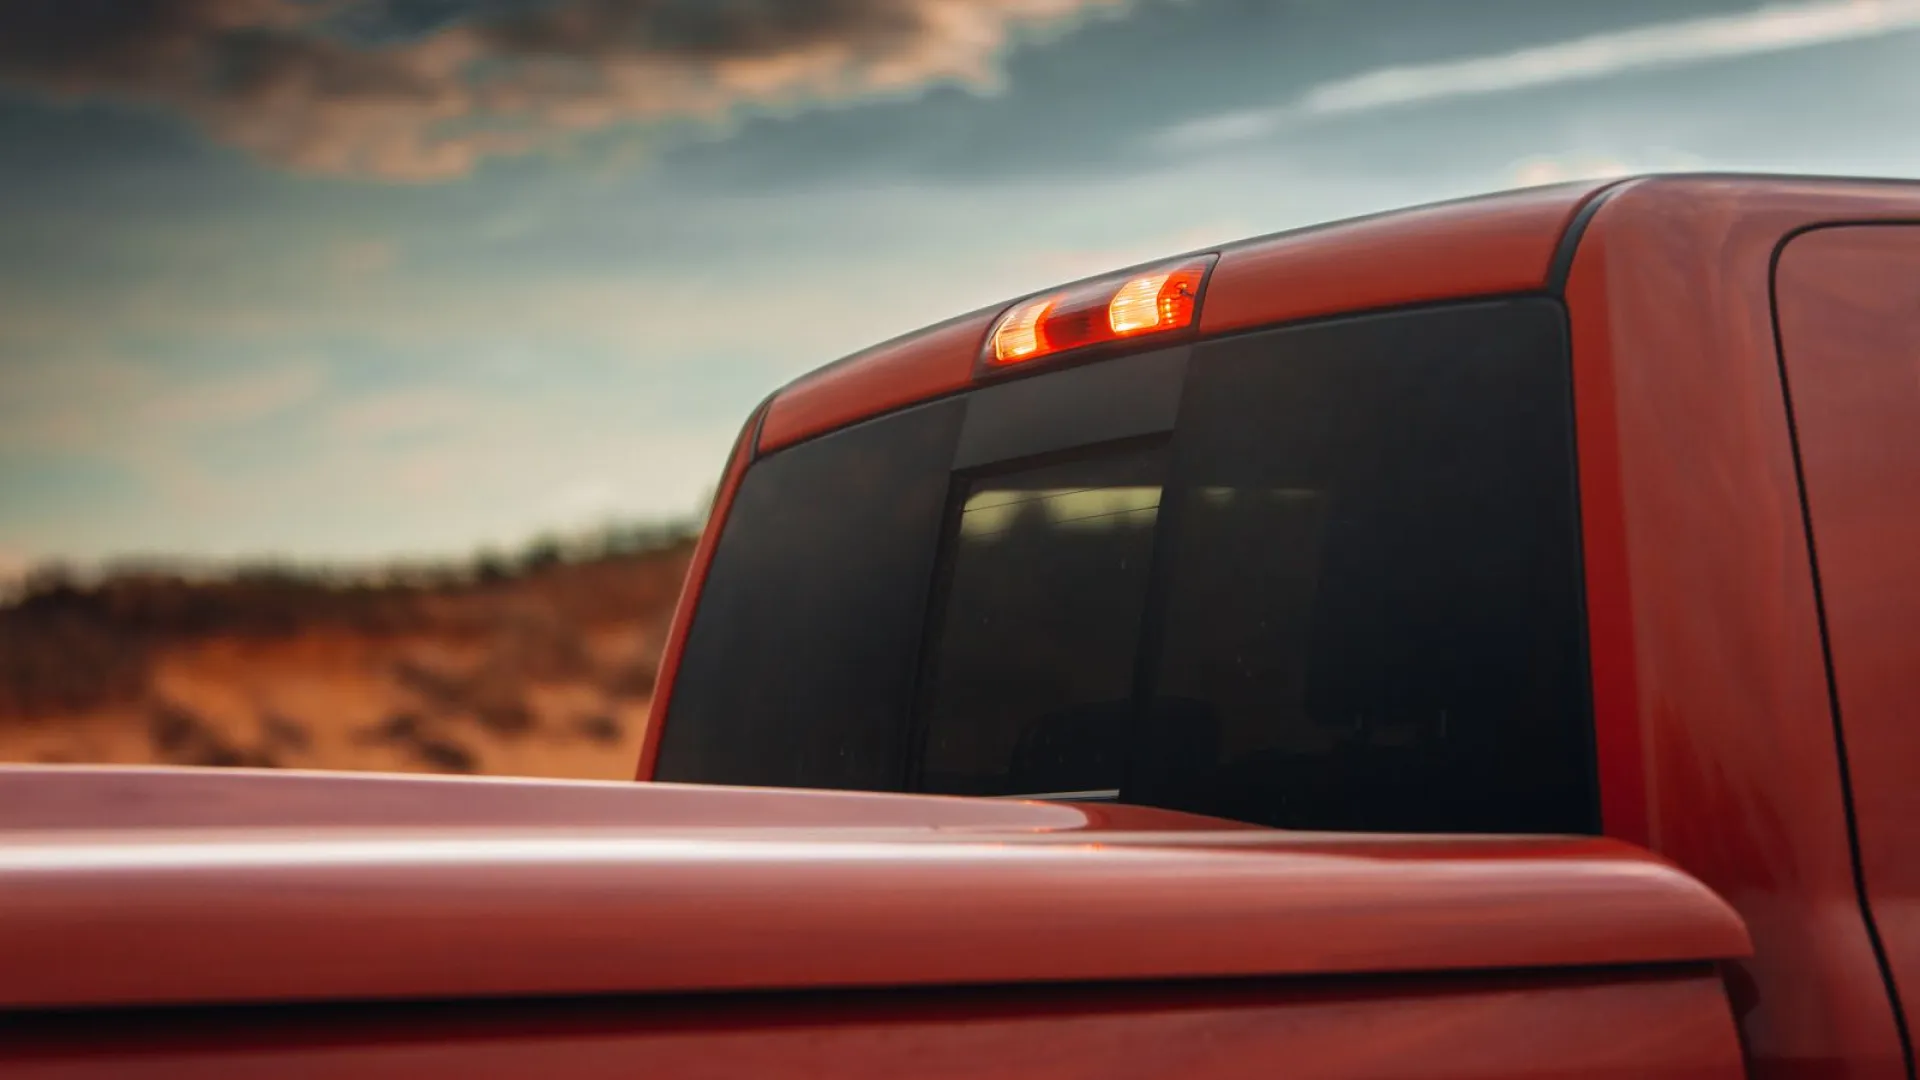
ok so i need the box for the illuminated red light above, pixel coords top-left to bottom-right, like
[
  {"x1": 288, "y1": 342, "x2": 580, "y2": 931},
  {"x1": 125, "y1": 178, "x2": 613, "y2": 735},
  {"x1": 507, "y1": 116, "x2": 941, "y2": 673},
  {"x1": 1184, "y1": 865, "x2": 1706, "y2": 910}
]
[{"x1": 987, "y1": 255, "x2": 1217, "y2": 368}]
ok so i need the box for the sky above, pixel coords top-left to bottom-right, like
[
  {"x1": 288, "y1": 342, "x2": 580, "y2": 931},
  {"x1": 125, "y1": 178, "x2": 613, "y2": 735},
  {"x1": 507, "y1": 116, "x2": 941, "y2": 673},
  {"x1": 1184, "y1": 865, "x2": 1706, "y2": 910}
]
[{"x1": 2, "y1": 0, "x2": 1917, "y2": 577}]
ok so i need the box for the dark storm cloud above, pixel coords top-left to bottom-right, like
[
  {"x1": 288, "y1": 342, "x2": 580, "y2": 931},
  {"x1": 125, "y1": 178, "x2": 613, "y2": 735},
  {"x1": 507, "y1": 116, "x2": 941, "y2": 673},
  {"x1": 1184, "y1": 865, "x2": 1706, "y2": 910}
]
[
  {"x1": 0, "y1": 0, "x2": 1127, "y2": 180},
  {"x1": 480, "y1": 0, "x2": 938, "y2": 61}
]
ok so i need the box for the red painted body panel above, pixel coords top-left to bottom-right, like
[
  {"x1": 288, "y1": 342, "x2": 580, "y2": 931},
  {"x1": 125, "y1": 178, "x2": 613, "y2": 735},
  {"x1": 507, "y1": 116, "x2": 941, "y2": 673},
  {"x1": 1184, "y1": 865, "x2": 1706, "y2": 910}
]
[
  {"x1": 0, "y1": 767, "x2": 1745, "y2": 1012},
  {"x1": 747, "y1": 181, "x2": 1614, "y2": 460},
  {"x1": 1, "y1": 970, "x2": 1746, "y2": 1080},
  {"x1": 1196, "y1": 180, "x2": 1610, "y2": 336},
  {"x1": 1774, "y1": 224, "x2": 1920, "y2": 1046},
  {"x1": 759, "y1": 308, "x2": 998, "y2": 453},
  {"x1": 1565, "y1": 176, "x2": 1920, "y2": 1079},
  {"x1": 0, "y1": 763, "x2": 1246, "y2": 833}
]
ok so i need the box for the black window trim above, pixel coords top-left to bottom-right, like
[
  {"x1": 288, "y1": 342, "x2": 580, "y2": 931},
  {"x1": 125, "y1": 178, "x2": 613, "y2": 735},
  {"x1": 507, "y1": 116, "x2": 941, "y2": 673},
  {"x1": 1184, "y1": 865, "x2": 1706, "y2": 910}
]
[{"x1": 951, "y1": 344, "x2": 1188, "y2": 469}]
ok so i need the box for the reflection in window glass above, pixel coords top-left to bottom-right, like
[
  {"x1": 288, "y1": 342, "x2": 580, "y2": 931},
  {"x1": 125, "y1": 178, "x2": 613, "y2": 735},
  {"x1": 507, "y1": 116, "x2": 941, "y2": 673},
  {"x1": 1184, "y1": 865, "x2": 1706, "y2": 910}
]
[{"x1": 915, "y1": 444, "x2": 1167, "y2": 797}]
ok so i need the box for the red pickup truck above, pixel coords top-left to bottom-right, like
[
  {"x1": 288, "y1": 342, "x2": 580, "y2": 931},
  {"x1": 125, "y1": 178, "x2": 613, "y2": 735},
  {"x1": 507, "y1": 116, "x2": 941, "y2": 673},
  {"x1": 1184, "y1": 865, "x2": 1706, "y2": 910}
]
[{"x1": 4, "y1": 173, "x2": 1917, "y2": 1079}]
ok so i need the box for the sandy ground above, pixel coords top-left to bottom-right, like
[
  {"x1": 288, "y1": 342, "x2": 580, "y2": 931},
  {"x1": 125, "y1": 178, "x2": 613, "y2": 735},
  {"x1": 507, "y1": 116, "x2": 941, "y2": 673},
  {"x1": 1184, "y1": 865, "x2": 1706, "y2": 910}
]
[
  {"x1": 0, "y1": 629, "x2": 655, "y2": 780},
  {"x1": 0, "y1": 546, "x2": 691, "y2": 780}
]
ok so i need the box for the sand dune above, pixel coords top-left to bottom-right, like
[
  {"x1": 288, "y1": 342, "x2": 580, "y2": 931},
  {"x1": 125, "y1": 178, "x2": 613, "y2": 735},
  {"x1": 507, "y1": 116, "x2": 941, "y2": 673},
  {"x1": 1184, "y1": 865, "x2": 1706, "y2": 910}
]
[{"x1": 0, "y1": 540, "x2": 693, "y2": 780}]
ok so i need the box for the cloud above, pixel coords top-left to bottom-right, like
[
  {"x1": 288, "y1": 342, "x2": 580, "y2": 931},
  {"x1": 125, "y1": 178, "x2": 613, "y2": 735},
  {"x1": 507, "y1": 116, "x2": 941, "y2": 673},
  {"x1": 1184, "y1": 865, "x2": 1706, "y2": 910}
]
[
  {"x1": 0, "y1": 0, "x2": 1127, "y2": 181},
  {"x1": 325, "y1": 387, "x2": 479, "y2": 441},
  {"x1": 0, "y1": 355, "x2": 156, "y2": 454},
  {"x1": 329, "y1": 239, "x2": 398, "y2": 277},
  {"x1": 541, "y1": 476, "x2": 626, "y2": 521},
  {"x1": 0, "y1": 356, "x2": 324, "y2": 526},
  {"x1": 139, "y1": 362, "x2": 326, "y2": 429},
  {"x1": 1303, "y1": 0, "x2": 1920, "y2": 116},
  {"x1": 0, "y1": 355, "x2": 323, "y2": 456},
  {"x1": 1506, "y1": 150, "x2": 1712, "y2": 188},
  {"x1": 1509, "y1": 156, "x2": 1635, "y2": 187},
  {"x1": 1153, "y1": 0, "x2": 1920, "y2": 151},
  {"x1": 1025, "y1": 220, "x2": 1256, "y2": 279}
]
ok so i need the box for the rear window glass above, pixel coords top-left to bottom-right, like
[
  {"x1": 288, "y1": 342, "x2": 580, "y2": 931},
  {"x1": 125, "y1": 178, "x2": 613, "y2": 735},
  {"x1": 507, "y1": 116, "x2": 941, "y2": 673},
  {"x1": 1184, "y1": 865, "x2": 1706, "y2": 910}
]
[
  {"x1": 659, "y1": 297, "x2": 1596, "y2": 835},
  {"x1": 1138, "y1": 300, "x2": 1593, "y2": 833},
  {"x1": 653, "y1": 398, "x2": 964, "y2": 791},
  {"x1": 913, "y1": 442, "x2": 1168, "y2": 798}
]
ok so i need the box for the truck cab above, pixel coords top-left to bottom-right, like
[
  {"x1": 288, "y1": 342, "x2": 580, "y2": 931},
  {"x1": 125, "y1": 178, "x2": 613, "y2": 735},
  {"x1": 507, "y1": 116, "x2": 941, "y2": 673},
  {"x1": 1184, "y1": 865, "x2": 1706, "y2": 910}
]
[{"x1": 641, "y1": 173, "x2": 1920, "y2": 1077}]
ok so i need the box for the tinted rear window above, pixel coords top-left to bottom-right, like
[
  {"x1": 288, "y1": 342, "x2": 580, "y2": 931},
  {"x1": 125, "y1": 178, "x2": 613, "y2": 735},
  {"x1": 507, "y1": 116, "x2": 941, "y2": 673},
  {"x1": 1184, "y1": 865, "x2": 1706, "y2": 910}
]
[
  {"x1": 658, "y1": 298, "x2": 1596, "y2": 835},
  {"x1": 1138, "y1": 301, "x2": 1592, "y2": 833},
  {"x1": 655, "y1": 398, "x2": 964, "y2": 791},
  {"x1": 913, "y1": 441, "x2": 1168, "y2": 798}
]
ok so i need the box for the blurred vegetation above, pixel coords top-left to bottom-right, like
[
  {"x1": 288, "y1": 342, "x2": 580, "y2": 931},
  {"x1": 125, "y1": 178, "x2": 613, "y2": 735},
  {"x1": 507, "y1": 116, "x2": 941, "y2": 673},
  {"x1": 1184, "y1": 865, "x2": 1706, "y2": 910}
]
[{"x1": 0, "y1": 517, "x2": 701, "y2": 724}]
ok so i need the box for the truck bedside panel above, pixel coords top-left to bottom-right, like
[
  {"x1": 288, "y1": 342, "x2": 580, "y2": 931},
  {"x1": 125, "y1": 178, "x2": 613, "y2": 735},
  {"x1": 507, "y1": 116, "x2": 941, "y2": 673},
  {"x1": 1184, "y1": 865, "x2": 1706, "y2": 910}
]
[
  {"x1": 2, "y1": 968, "x2": 1746, "y2": 1080},
  {"x1": 0, "y1": 767, "x2": 1746, "y2": 1012}
]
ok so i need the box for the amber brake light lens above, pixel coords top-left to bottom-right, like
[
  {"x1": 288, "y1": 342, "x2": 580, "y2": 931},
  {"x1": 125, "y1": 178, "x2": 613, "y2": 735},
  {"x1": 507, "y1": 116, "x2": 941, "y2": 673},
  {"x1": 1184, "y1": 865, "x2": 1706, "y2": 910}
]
[
  {"x1": 987, "y1": 255, "x2": 1216, "y2": 368},
  {"x1": 993, "y1": 296, "x2": 1054, "y2": 362}
]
